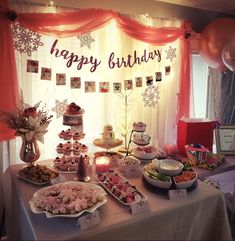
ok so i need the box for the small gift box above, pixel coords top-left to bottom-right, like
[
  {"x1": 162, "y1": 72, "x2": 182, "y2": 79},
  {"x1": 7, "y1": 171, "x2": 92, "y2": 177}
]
[{"x1": 185, "y1": 144, "x2": 209, "y2": 165}]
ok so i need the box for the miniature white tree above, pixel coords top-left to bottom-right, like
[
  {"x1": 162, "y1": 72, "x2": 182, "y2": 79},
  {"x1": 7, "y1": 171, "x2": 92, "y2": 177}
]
[{"x1": 118, "y1": 90, "x2": 134, "y2": 152}]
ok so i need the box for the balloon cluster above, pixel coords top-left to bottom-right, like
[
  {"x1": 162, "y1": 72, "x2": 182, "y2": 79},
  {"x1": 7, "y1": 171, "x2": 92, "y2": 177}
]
[{"x1": 199, "y1": 18, "x2": 235, "y2": 72}]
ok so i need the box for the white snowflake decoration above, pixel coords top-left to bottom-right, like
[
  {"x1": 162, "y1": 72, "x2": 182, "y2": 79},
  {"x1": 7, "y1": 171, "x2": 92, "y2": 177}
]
[
  {"x1": 165, "y1": 46, "x2": 176, "y2": 62},
  {"x1": 51, "y1": 99, "x2": 68, "y2": 118},
  {"x1": 142, "y1": 85, "x2": 160, "y2": 108},
  {"x1": 77, "y1": 32, "x2": 95, "y2": 49},
  {"x1": 11, "y1": 23, "x2": 43, "y2": 57}
]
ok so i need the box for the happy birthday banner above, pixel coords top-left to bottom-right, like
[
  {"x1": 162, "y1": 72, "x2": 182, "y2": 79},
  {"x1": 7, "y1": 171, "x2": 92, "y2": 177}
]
[{"x1": 50, "y1": 39, "x2": 162, "y2": 72}]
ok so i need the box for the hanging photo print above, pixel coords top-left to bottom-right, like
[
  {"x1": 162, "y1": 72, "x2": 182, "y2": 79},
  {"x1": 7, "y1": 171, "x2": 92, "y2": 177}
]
[
  {"x1": 146, "y1": 76, "x2": 153, "y2": 86},
  {"x1": 56, "y1": 73, "x2": 66, "y2": 85},
  {"x1": 113, "y1": 83, "x2": 122, "y2": 93},
  {"x1": 71, "y1": 77, "x2": 81, "y2": 89},
  {"x1": 165, "y1": 66, "x2": 171, "y2": 76},
  {"x1": 99, "y1": 82, "x2": 109, "y2": 93},
  {"x1": 85, "y1": 81, "x2": 96, "y2": 92},
  {"x1": 155, "y1": 72, "x2": 162, "y2": 82},
  {"x1": 135, "y1": 77, "x2": 143, "y2": 87},
  {"x1": 27, "y1": 60, "x2": 39, "y2": 73},
  {"x1": 124, "y1": 79, "x2": 133, "y2": 90},
  {"x1": 41, "y1": 67, "x2": 51, "y2": 80}
]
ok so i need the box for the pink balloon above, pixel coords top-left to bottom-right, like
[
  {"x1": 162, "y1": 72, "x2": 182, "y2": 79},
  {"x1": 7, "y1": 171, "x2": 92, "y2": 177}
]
[
  {"x1": 199, "y1": 18, "x2": 235, "y2": 71},
  {"x1": 222, "y1": 40, "x2": 235, "y2": 72}
]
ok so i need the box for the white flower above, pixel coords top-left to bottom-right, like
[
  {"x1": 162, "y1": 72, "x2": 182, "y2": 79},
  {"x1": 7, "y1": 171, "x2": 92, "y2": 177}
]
[{"x1": 22, "y1": 116, "x2": 49, "y2": 143}]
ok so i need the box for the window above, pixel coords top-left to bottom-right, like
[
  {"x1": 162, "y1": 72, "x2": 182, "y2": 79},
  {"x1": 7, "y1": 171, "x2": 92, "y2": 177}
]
[{"x1": 191, "y1": 54, "x2": 209, "y2": 118}]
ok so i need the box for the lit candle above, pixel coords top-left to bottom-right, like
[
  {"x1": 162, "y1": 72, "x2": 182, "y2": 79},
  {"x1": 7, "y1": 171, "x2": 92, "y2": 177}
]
[{"x1": 95, "y1": 156, "x2": 110, "y2": 173}]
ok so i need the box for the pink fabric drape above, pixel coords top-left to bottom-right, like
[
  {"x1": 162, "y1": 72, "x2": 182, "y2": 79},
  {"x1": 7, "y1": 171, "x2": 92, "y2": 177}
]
[
  {"x1": 178, "y1": 39, "x2": 191, "y2": 119},
  {"x1": 0, "y1": 0, "x2": 191, "y2": 141},
  {"x1": 0, "y1": 0, "x2": 19, "y2": 141},
  {"x1": 17, "y1": 9, "x2": 185, "y2": 45},
  {"x1": 178, "y1": 21, "x2": 192, "y2": 119}
]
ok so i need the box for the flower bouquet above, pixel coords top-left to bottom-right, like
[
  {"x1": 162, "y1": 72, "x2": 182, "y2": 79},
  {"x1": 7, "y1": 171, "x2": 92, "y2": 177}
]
[{"x1": 0, "y1": 95, "x2": 53, "y2": 163}]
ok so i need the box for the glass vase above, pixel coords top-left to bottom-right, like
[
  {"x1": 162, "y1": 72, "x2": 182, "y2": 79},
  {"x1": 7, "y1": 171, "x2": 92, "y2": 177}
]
[{"x1": 20, "y1": 136, "x2": 40, "y2": 164}]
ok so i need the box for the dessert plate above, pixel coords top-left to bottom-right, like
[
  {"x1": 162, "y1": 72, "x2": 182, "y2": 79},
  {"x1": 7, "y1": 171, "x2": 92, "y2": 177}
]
[
  {"x1": 29, "y1": 181, "x2": 107, "y2": 218},
  {"x1": 17, "y1": 174, "x2": 50, "y2": 186}
]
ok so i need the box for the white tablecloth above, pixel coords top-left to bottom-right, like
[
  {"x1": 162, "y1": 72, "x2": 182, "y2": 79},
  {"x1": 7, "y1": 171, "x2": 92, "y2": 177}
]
[{"x1": 3, "y1": 162, "x2": 233, "y2": 241}]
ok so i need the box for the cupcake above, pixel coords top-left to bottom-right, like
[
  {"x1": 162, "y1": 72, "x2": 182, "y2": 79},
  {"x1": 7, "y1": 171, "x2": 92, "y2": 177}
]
[
  {"x1": 73, "y1": 141, "x2": 82, "y2": 149},
  {"x1": 58, "y1": 130, "x2": 65, "y2": 139},
  {"x1": 73, "y1": 132, "x2": 81, "y2": 141},
  {"x1": 64, "y1": 141, "x2": 72, "y2": 148},
  {"x1": 83, "y1": 154, "x2": 90, "y2": 163},
  {"x1": 73, "y1": 146, "x2": 81, "y2": 156},
  {"x1": 56, "y1": 158, "x2": 69, "y2": 171},
  {"x1": 64, "y1": 130, "x2": 72, "y2": 140},
  {"x1": 53, "y1": 156, "x2": 62, "y2": 165},
  {"x1": 63, "y1": 146, "x2": 72, "y2": 156},
  {"x1": 56, "y1": 143, "x2": 64, "y2": 154},
  {"x1": 81, "y1": 144, "x2": 88, "y2": 153},
  {"x1": 68, "y1": 159, "x2": 77, "y2": 171}
]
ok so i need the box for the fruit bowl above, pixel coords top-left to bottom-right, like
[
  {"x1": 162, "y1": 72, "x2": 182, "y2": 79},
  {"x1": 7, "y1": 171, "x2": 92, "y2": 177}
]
[
  {"x1": 157, "y1": 159, "x2": 184, "y2": 176},
  {"x1": 173, "y1": 170, "x2": 197, "y2": 189},
  {"x1": 133, "y1": 146, "x2": 158, "y2": 160}
]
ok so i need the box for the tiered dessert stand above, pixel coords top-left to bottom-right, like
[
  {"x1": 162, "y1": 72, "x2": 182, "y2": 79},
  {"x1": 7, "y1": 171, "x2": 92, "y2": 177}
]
[
  {"x1": 125, "y1": 126, "x2": 158, "y2": 162},
  {"x1": 55, "y1": 123, "x2": 90, "y2": 182}
]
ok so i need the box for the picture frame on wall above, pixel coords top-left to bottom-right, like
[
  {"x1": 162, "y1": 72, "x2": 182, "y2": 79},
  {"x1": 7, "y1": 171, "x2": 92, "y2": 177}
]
[{"x1": 215, "y1": 125, "x2": 235, "y2": 155}]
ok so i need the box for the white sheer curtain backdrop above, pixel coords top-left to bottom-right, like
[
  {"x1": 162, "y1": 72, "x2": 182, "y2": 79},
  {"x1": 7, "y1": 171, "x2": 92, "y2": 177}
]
[{"x1": 3, "y1": 1, "x2": 183, "y2": 164}]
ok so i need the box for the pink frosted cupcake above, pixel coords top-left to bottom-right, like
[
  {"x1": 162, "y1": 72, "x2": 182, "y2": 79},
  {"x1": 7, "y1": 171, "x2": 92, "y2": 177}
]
[
  {"x1": 73, "y1": 146, "x2": 81, "y2": 156},
  {"x1": 53, "y1": 156, "x2": 62, "y2": 165},
  {"x1": 73, "y1": 141, "x2": 82, "y2": 149},
  {"x1": 64, "y1": 131, "x2": 72, "y2": 140},
  {"x1": 56, "y1": 143, "x2": 64, "y2": 154},
  {"x1": 64, "y1": 141, "x2": 72, "y2": 148},
  {"x1": 56, "y1": 158, "x2": 69, "y2": 171},
  {"x1": 58, "y1": 130, "x2": 65, "y2": 139},
  {"x1": 83, "y1": 154, "x2": 90, "y2": 163},
  {"x1": 68, "y1": 159, "x2": 77, "y2": 171},
  {"x1": 81, "y1": 144, "x2": 88, "y2": 153},
  {"x1": 73, "y1": 132, "x2": 81, "y2": 141},
  {"x1": 63, "y1": 146, "x2": 72, "y2": 156}
]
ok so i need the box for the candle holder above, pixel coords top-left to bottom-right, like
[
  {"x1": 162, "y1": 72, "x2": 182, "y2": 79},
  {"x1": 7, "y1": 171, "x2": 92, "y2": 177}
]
[{"x1": 95, "y1": 156, "x2": 110, "y2": 173}]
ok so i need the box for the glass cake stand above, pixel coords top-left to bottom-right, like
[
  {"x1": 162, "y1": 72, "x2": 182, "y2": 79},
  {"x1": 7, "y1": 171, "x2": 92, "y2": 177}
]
[
  {"x1": 93, "y1": 138, "x2": 123, "y2": 152},
  {"x1": 93, "y1": 138, "x2": 124, "y2": 168}
]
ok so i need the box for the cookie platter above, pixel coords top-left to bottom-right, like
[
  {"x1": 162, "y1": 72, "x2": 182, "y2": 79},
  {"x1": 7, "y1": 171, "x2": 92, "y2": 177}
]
[
  {"x1": 17, "y1": 164, "x2": 59, "y2": 185},
  {"x1": 29, "y1": 181, "x2": 107, "y2": 218}
]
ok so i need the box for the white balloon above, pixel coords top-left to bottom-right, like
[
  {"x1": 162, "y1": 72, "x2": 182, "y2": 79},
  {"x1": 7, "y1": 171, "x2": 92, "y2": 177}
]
[{"x1": 222, "y1": 41, "x2": 235, "y2": 72}]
